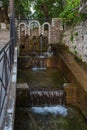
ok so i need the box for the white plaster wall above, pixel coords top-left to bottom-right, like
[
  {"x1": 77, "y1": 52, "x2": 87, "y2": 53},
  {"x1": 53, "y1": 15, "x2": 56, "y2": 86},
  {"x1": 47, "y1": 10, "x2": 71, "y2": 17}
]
[{"x1": 62, "y1": 20, "x2": 87, "y2": 62}]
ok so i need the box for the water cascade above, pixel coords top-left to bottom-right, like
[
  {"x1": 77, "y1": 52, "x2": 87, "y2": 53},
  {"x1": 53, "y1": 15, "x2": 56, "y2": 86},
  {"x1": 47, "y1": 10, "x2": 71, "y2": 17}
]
[
  {"x1": 32, "y1": 59, "x2": 46, "y2": 71},
  {"x1": 15, "y1": 20, "x2": 87, "y2": 130},
  {"x1": 39, "y1": 34, "x2": 43, "y2": 56},
  {"x1": 29, "y1": 89, "x2": 65, "y2": 106}
]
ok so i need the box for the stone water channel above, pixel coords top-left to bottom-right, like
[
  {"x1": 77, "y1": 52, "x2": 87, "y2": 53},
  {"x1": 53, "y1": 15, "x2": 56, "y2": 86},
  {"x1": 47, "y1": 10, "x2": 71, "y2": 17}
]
[
  {"x1": 14, "y1": 56, "x2": 87, "y2": 130},
  {"x1": 14, "y1": 19, "x2": 87, "y2": 130}
]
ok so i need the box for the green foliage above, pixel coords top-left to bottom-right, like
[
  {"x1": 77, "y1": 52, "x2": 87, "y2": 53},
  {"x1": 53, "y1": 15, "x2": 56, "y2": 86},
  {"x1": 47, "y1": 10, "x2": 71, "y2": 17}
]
[
  {"x1": 74, "y1": 32, "x2": 78, "y2": 36},
  {"x1": 32, "y1": 0, "x2": 86, "y2": 25},
  {"x1": 59, "y1": 0, "x2": 83, "y2": 25},
  {"x1": 72, "y1": 45, "x2": 80, "y2": 57},
  {"x1": 73, "y1": 45, "x2": 77, "y2": 49},
  {"x1": 15, "y1": 0, "x2": 31, "y2": 18},
  {"x1": 70, "y1": 33, "x2": 74, "y2": 42},
  {"x1": 0, "y1": 0, "x2": 9, "y2": 23},
  {"x1": 0, "y1": 0, "x2": 32, "y2": 21},
  {"x1": 1, "y1": 0, "x2": 86, "y2": 26},
  {"x1": 33, "y1": 0, "x2": 64, "y2": 22}
]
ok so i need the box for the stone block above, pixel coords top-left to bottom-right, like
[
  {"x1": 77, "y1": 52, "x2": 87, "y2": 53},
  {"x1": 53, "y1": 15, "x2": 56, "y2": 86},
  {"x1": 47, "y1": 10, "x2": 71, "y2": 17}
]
[
  {"x1": 0, "y1": 23, "x2": 6, "y2": 29},
  {"x1": 64, "y1": 86, "x2": 77, "y2": 104},
  {"x1": 16, "y1": 83, "x2": 30, "y2": 107}
]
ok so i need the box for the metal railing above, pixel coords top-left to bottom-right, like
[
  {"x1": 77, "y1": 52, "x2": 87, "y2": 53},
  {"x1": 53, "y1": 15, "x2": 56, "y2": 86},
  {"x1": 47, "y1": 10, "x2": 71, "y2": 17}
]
[{"x1": 0, "y1": 38, "x2": 15, "y2": 117}]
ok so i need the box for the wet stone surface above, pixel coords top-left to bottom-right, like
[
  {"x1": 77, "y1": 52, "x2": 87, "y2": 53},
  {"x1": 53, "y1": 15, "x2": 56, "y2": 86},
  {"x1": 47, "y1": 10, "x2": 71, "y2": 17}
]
[
  {"x1": 17, "y1": 68, "x2": 67, "y2": 90},
  {"x1": 14, "y1": 106, "x2": 87, "y2": 130}
]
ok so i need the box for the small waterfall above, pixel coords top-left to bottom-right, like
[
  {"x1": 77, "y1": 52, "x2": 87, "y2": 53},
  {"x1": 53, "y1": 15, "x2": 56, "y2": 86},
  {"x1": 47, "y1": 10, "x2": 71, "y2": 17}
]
[
  {"x1": 40, "y1": 34, "x2": 43, "y2": 56},
  {"x1": 32, "y1": 59, "x2": 46, "y2": 71},
  {"x1": 29, "y1": 90, "x2": 65, "y2": 106}
]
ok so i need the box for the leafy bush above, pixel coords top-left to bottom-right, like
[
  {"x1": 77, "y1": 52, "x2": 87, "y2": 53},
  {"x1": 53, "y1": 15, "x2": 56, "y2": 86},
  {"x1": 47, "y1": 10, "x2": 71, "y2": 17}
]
[{"x1": 59, "y1": 0, "x2": 85, "y2": 26}]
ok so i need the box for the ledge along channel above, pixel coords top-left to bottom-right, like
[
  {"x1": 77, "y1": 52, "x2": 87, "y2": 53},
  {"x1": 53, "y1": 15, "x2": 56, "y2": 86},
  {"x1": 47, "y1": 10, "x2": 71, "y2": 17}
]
[{"x1": 14, "y1": 53, "x2": 87, "y2": 130}]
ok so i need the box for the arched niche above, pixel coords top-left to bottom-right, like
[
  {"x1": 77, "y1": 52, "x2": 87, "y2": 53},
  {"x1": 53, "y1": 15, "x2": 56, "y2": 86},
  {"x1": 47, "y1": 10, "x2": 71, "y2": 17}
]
[
  {"x1": 28, "y1": 20, "x2": 41, "y2": 36},
  {"x1": 18, "y1": 22, "x2": 27, "y2": 39},
  {"x1": 42, "y1": 22, "x2": 51, "y2": 44}
]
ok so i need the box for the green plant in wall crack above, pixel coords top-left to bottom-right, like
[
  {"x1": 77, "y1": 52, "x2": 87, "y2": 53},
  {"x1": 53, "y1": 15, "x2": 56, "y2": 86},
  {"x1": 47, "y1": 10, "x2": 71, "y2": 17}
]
[
  {"x1": 73, "y1": 45, "x2": 77, "y2": 49},
  {"x1": 74, "y1": 32, "x2": 78, "y2": 37},
  {"x1": 74, "y1": 50, "x2": 77, "y2": 55},
  {"x1": 73, "y1": 45, "x2": 77, "y2": 56},
  {"x1": 75, "y1": 56, "x2": 82, "y2": 62},
  {"x1": 70, "y1": 33, "x2": 74, "y2": 42}
]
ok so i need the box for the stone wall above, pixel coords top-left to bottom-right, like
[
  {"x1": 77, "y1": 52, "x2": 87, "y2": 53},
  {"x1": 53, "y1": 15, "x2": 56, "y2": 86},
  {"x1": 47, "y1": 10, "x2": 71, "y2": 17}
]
[
  {"x1": 64, "y1": 84, "x2": 77, "y2": 104},
  {"x1": 50, "y1": 18, "x2": 63, "y2": 44},
  {"x1": 46, "y1": 52, "x2": 87, "y2": 119},
  {"x1": 16, "y1": 83, "x2": 30, "y2": 107},
  {"x1": 50, "y1": 26, "x2": 62, "y2": 44},
  {"x1": 18, "y1": 18, "x2": 63, "y2": 46},
  {"x1": 65, "y1": 82, "x2": 87, "y2": 119},
  {"x1": 56, "y1": 51, "x2": 87, "y2": 119},
  {"x1": 62, "y1": 20, "x2": 87, "y2": 62}
]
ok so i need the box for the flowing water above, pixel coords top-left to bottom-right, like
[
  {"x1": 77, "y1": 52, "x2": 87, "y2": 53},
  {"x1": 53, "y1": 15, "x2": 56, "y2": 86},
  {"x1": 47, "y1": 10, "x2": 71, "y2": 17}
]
[
  {"x1": 29, "y1": 90, "x2": 65, "y2": 106},
  {"x1": 17, "y1": 68, "x2": 67, "y2": 89},
  {"x1": 17, "y1": 26, "x2": 87, "y2": 129},
  {"x1": 16, "y1": 68, "x2": 87, "y2": 130},
  {"x1": 32, "y1": 59, "x2": 46, "y2": 71},
  {"x1": 14, "y1": 105, "x2": 87, "y2": 130}
]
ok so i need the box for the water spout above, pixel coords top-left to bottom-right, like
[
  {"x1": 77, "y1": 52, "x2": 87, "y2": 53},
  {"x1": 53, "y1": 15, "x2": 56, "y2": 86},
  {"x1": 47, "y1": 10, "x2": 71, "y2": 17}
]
[{"x1": 40, "y1": 34, "x2": 43, "y2": 56}]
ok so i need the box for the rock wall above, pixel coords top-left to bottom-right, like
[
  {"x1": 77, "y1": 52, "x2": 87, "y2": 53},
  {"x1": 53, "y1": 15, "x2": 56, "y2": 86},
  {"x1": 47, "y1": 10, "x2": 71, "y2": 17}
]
[
  {"x1": 56, "y1": 51, "x2": 87, "y2": 119},
  {"x1": 62, "y1": 20, "x2": 87, "y2": 62},
  {"x1": 50, "y1": 18, "x2": 63, "y2": 44},
  {"x1": 47, "y1": 52, "x2": 87, "y2": 119}
]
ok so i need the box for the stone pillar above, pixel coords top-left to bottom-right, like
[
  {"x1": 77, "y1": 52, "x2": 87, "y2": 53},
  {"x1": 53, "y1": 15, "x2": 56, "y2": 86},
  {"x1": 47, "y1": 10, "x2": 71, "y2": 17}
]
[
  {"x1": 50, "y1": 18, "x2": 63, "y2": 44},
  {"x1": 0, "y1": 23, "x2": 7, "y2": 29},
  {"x1": 52, "y1": 18, "x2": 63, "y2": 30}
]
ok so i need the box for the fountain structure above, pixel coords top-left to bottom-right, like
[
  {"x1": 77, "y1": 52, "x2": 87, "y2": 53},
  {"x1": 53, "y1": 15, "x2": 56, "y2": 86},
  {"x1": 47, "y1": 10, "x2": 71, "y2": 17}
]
[{"x1": 15, "y1": 18, "x2": 87, "y2": 130}]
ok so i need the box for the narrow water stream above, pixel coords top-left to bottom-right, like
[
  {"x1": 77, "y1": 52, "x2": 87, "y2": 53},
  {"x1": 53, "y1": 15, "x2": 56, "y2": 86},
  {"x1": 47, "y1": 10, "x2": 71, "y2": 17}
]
[
  {"x1": 17, "y1": 68, "x2": 67, "y2": 89},
  {"x1": 15, "y1": 106, "x2": 87, "y2": 130},
  {"x1": 29, "y1": 90, "x2": 65, "y2": 106},
  {"x1": 15, "y1": 68, "x2": 87, "y2": 130}
]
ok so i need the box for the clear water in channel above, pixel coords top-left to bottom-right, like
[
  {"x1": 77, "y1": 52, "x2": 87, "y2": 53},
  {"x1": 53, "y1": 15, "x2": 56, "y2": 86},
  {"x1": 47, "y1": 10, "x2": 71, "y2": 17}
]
[
  {"x1": 15, "y1": 68, "x2": 87, "y2": 130},
  {"x1": 17, "y1": 68, "x2": 67, "y2": 89},
  {"x1": 15, "y1": 105, "x2": 87, "y2": 130}
]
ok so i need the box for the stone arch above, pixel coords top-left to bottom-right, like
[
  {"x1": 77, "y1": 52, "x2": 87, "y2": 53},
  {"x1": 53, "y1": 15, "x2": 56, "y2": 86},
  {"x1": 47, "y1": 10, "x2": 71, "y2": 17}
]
[
  {"x1": 28, "y1": 20, "x2": 41, "y2": 36},
  {"x1": 18, "y1": 22, "x2": 27, "y2": 39},
  {"x1": 42, "y1": 22, "x2": 51, "y2": 44}
]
